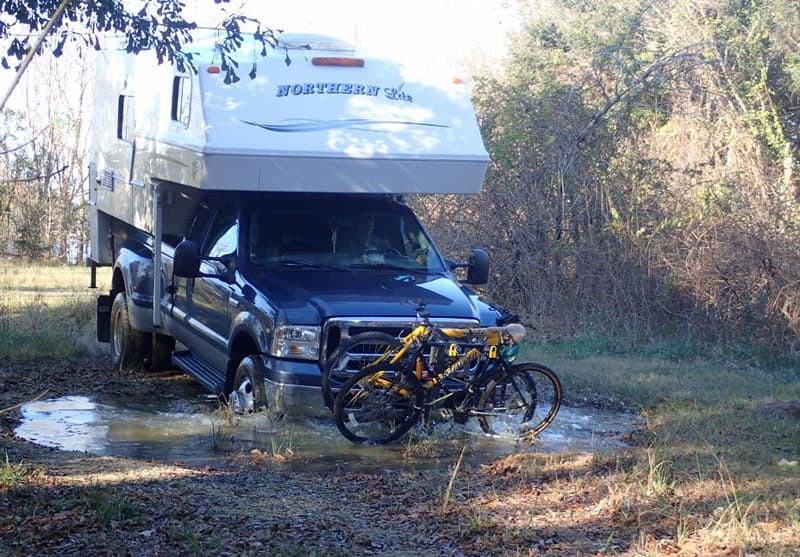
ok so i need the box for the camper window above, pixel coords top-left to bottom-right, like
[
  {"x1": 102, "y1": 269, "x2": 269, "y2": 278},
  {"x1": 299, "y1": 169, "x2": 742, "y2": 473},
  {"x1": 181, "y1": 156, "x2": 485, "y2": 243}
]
[
  {"x1": 171, "y1": 76, "x2": 191, "y2": 126},
  {"x1": 117, "y1": 95, "x2": 135, "y2": 142}
]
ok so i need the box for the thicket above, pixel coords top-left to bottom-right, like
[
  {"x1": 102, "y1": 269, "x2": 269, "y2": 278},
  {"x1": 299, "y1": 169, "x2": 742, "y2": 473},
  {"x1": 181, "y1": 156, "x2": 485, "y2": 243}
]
[{"x1": 418, "y1": 0, "x2": 800, "y2": 355}]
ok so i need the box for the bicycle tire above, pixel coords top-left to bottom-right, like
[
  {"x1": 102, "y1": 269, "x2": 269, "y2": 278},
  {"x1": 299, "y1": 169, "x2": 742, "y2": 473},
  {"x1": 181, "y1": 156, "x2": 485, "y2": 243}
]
[
  {"x1": 477, "y1": 362, "x2": 562, "y2": 438},
  {"x1": 333, "y1": 363, "x2": 424, "y2": 445},
  {"x1": 322, "y1": 332, "x2": 403, "y2": 410}
]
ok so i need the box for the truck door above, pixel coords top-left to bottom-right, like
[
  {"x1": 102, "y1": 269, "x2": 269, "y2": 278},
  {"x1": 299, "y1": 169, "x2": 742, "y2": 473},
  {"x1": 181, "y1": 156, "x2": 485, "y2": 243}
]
[
  {"x1": 189, "y1": 205, "x2": 238, "y2": 367},
  {"x1": 169, "y1": 203, "x2": 238, "y2": 371}
]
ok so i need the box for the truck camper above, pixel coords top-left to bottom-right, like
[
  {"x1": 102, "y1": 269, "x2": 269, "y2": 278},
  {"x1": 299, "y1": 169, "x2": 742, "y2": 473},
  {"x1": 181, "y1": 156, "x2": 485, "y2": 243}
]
[{"x1": 89, "y1": 32, "x2": 508, "y2": 416}]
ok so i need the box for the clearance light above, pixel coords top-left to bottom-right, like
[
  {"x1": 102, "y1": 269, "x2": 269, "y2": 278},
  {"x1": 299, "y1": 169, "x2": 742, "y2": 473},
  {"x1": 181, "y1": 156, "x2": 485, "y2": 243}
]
[
  {"x1": 452, "y1": 77, "x2": 464, "y2": 84},
  {"x1": 312, "y1": 57, "x2": 365, "y2": 67},
  {"x1": 207, "y1": 65, "x2": 221, "y2": 74}
]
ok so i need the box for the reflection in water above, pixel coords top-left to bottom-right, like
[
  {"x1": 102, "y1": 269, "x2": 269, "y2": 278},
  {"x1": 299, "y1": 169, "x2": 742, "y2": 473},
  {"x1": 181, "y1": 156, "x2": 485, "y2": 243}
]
[
  {"x1": 16, "y1": 395, "x2": 218, "y2": 467},
  {"x1": 16, "y1": 395, "x2": 639, "y2": 471}
]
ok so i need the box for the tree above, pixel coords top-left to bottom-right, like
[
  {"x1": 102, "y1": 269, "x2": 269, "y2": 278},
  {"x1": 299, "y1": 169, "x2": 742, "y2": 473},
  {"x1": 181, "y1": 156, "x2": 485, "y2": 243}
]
[
  {"x1": 0, "y1": 50, "x2": 90, "y2": 263},
  {"x1": 0, "y1": 0, "x2": 278, "y2": 108},
  {"x1": 418, "y1": 0, "x2": 800, "y2": 355}
]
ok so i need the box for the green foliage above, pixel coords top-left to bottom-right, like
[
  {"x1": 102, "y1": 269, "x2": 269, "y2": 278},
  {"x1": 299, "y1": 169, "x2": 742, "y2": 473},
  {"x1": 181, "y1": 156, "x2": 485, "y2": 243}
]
[{"x1": 787, "y1": 53, "x2": 800, "y2": 92}]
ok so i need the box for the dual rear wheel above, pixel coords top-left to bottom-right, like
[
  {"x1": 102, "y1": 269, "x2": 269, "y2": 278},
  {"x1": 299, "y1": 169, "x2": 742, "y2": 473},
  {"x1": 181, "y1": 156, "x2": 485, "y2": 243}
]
[
  {"x1": 109, "y1": 292, "x2": 173, "y2": 372},
  {"x1": 109, "y1": 292, "x2": 270, "y2": 416}
]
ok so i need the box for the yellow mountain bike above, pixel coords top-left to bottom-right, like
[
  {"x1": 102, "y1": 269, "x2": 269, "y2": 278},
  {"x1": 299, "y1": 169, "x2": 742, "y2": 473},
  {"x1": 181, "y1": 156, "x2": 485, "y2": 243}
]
[{"x1": 326, "y1": 311, "x2": 562, "y2": 445}]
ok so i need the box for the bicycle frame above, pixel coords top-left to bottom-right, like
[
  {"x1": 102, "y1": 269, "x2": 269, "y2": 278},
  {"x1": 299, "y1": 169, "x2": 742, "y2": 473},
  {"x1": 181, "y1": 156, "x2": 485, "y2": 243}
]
[
  {"x1": 378, "y1": 320, "x2": 516, "y2": 368},
  {"x1": 359, "y1": 320, "x2": 517, "y2": 405}
]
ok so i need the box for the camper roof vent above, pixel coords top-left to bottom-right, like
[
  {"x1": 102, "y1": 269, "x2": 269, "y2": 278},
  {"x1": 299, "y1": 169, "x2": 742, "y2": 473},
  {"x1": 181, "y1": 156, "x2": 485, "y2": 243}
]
[{"x1": 276, "y1": 33, "x2": 356, "y2": 53}]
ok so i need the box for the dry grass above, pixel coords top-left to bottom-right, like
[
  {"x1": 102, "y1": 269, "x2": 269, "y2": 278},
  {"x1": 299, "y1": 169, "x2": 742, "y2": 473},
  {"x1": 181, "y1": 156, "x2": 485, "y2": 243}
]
[
  {"x1": 515, "y1": 342, "x2": 800, "y2": 555},
  {"x1": 0, "y1": 260, "x2": 111, "y2": 359}
]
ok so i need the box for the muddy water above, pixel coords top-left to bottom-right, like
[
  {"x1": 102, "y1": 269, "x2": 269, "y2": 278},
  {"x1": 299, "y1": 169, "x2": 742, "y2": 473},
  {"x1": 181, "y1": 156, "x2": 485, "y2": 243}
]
[{"x1": 15, "y1": 395, "x2": 639, "y2": 471}]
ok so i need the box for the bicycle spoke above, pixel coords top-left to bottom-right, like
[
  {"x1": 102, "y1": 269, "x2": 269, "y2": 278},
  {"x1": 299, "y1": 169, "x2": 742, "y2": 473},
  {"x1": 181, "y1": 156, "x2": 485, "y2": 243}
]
[
  {"x1": 477, "y1": 364, "x2": 562, "y2": 438},
  {"x1": 322, "y1": 332, "x2": 403, "y2": 410}
]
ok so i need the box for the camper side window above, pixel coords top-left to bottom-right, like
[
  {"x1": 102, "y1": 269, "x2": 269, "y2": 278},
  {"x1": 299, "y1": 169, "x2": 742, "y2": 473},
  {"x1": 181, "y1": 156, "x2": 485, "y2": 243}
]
[
  {"x1": 171, "y1": 76, "x2": 191, "y2": 126},
  {"x1": 117, "y1": 95, "x2": 135, "y2": 142}
]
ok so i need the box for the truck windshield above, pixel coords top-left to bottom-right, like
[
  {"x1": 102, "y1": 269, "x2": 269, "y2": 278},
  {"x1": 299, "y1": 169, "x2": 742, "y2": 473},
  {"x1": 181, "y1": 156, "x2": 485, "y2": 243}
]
[{"x1": 247, "y1": 202, "x2": 447, "y2": 274}]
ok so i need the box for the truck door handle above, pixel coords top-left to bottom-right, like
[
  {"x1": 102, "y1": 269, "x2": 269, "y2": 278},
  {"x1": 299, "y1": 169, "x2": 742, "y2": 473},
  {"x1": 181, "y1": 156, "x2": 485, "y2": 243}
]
[{"x1": 228, "y1": 296, "x2": 239, "y2": 308}]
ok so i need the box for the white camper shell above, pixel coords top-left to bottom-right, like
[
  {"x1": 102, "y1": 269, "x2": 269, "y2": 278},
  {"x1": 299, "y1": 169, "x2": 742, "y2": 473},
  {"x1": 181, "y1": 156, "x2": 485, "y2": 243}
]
[
  {"x1": 91, "y1": 34, "x2": 487, "y2": 197},
  {"x1": 89, "y1": 34, "x2": 488, "y2": 265}
]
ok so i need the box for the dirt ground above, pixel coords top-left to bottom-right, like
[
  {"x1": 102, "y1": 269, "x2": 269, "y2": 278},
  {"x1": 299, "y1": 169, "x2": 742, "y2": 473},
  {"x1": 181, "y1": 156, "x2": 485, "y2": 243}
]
[{"x1": 0, "y1": 358, "x2": 779, "y2": 556}]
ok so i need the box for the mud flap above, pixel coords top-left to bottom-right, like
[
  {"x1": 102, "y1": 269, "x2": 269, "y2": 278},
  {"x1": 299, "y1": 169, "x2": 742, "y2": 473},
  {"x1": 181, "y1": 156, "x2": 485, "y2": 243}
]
[
  {"x1": 96, "y1": 294, "x2": 111, "y2": 342},
  {"x1": 265, "y1": 382, "x2": 287, "y2": 420}
]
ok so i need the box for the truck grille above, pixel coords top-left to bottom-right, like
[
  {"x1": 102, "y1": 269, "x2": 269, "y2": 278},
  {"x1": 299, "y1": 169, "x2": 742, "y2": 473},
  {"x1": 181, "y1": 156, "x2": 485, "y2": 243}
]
[{"x1": 321, "y1": 317, "x2": 480, "y2": 366}]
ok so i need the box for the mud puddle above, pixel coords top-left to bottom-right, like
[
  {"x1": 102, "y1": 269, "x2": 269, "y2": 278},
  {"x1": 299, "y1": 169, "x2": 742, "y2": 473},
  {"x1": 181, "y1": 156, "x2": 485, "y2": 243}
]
[{"x1": 15, "y1": 395, "x2": 639, "y2": 471}]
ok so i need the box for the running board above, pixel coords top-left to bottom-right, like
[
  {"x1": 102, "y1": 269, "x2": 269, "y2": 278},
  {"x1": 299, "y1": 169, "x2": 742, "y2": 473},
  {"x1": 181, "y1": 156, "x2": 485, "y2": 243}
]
[{"x1": 172, "y1": 351, "x2": 226, "y2": 395}]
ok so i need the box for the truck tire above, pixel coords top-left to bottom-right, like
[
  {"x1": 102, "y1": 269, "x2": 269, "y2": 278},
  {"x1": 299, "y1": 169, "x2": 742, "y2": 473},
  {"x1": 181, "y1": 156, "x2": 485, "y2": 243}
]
[
  {"x1": 110, "y1": 291, "x2": 148, "y2": 371},
  {"x1": 229, "y1": 356, "x2": 268, "y2": 414}
]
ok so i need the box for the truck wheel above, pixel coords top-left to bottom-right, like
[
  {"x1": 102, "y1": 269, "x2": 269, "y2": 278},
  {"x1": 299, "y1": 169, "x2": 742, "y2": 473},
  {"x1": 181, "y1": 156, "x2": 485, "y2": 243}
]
[
  {"x1": 109, "y1": 292, "x2": 148, "y2": 371},
  {"x1": 230, "y1": 356, "x2": 268, "y2": 414}
]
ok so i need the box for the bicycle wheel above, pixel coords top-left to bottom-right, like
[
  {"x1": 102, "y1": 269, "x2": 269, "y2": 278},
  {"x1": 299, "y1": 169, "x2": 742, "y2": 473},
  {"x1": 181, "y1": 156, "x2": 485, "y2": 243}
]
[
  {"x1": 477, "y1": 363, "x2": 562, "y2": 438},
  {"x1": 333, "y1": 363, "x2": 424, "y2": 445},
  {"x1": 322, "y1": 332, "x2": 403, "y2": 410}
]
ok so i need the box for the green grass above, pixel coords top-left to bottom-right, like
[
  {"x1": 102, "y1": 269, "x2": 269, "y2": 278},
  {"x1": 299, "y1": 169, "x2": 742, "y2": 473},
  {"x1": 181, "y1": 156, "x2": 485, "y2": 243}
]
[
  {"x1": 85, "y1": 485, "x2": 139, "y2": 526},
  {"x1": 0, "y1": 261, "x2": 111, "y2": 360},
  {"x1": 0, "y1": 452, "x2": 29, "y2": 488}
]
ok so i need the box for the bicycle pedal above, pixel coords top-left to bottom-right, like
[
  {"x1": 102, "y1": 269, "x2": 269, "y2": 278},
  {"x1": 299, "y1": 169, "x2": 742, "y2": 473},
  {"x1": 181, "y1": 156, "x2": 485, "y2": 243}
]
[{"x1": 439, "y1": 408, "x2": 453, "y2": 420}]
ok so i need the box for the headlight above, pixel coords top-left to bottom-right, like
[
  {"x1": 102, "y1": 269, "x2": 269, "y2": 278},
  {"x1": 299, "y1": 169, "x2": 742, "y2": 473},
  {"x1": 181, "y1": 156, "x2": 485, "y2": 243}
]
[
  {"x1": 271, "y1": 325, "x2": 320, "y2": 360},
  {"x1": 504, "y1": 323, "x2": 526, "y2": 342}
]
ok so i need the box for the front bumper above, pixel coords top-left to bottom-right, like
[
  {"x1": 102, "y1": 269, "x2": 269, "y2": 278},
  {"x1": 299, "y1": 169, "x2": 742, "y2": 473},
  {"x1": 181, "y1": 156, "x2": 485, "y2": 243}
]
[{"x1": 262, "y1": 356, "x2": 329, "y2": 418}]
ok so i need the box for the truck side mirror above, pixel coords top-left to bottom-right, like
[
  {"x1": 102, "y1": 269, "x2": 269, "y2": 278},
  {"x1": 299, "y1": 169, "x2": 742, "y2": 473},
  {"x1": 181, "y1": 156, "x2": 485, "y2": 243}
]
[
  {"x1": 173, "y1": 240, "x2": 201, "y2": 278},
  {"x1": 466, "y1": 248, "x2": 489, "y2": 285}
]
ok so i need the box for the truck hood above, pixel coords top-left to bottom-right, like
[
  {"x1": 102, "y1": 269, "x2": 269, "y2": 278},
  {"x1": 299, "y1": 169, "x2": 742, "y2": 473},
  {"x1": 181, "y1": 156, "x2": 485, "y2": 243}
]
[{"x1": 245, "y1": 269, "x2": 480, "y2": 324}]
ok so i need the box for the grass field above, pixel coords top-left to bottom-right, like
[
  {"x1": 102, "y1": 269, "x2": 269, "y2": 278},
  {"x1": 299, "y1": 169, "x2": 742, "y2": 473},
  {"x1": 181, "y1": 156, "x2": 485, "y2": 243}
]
[
  {"x1": 0, "y1": 262, "x2": 111, "y2": 359},
  {"x1": 2, "y1": 261, "x2": 799, "y2": 554},
  {"x1": 524, "y1": 341, "x2": 800, "y2": 553}
]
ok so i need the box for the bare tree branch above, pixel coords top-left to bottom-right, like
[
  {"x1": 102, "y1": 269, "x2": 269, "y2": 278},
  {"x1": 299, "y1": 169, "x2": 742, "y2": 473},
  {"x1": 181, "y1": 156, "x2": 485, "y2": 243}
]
[{"x1": 0, "y1": 164, "x2": 68, "y2": 184}]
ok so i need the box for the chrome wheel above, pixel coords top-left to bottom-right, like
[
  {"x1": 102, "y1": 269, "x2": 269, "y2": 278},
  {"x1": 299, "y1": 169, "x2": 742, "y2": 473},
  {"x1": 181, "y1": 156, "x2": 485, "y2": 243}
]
[{"x1": 230, "y1": 356, "x2": 268, "y2": 414}]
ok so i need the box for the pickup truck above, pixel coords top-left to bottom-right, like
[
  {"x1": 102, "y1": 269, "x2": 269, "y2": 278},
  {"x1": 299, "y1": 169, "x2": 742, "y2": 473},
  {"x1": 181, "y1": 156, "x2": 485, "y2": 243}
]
[{"x1": 101, "y1": 190, "x2": 504, "y2": 416}]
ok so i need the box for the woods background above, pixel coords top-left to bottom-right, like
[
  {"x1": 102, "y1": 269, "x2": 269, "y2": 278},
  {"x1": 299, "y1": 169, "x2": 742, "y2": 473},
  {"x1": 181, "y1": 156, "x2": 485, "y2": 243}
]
[{"x1": 2, "y1": 0, "x2": 799, "y2": 357}]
